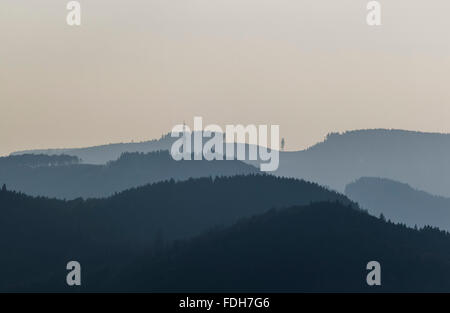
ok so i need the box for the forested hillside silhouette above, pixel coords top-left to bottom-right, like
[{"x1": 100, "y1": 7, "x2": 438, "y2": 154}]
[
  {"x1": 0, "y1": 154, "x2": 80, "y2": 167},
  {"x1": 14, "y1": 129, "x2": 450, "y2": 197},
  {"x1": 272, "y1": 129, "x2": 450, "y2": 197},
  {"x1": 0, "y1": 150, "x2": 257, "y2": 199},
  {"x1": 105, "y1": 202, "x2": 450, "y2": 292},
  {"x1": 11, "y1": 133, "x2": 176, "y2": 164},
  {"x1": 0, "y1": 175, "x2": 353, "y2": 291},
  {"x1": 6, "y1": 129, "x2": 450, "y2": 292},
  {"x1": 345, "y1": 177, "x2": 450, "y2": 231}
]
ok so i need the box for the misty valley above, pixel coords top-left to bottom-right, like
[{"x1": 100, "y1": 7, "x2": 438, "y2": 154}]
[
  {"x1": 1, "y1": 129, "x2": 450, "y2": 292},
  {"x1": 2, "y1": 1, "x2": 449, "y2": 307}
]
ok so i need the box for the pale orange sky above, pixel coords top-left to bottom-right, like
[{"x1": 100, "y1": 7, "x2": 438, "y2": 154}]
[{"x1": 1, "y1": 0, "x2": 449, "y2": 155}]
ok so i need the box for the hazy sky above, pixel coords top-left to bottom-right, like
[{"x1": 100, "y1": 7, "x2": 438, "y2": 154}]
[{"x1": 1, "y1": 0, "x2": 449, "y2": 155}]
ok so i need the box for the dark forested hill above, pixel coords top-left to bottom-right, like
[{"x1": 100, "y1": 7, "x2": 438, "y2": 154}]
[
  {"x1": 4, "y1": 175, "x2": 450, "y2": 292},
  {"x1": 345, "y1": 177, "x2": 450, "y2": 231},
  {"x1": 0, "y1": 150, "x2": 258, "y2": 199},
  {"x1": 0, "y1": 154, "x2": 80, "y2": 167},
  {"x1": 107, "y1": 202, "x2": 450, "y2": 293},
  {"x1": 0, "y1": 175, "x2": 353, "y2": 291}
]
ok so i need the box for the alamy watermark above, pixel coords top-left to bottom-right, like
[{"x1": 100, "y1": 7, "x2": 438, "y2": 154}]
[
  {"x1": 170, "y1": 117, "x2": 280, "y2": 172},
  {"x1": 366, "y1": 1, "x2": 382, "y2": 26},
  {"x1": 66, "y1": 261, "x2": 81, "y2": 286},
  {"x1": 366, "y1": 261, "x2": 381, "y2": 286},
  {"x1": 66, "y1": 1, "x2": 81, "y2": 26},
  {"x1": 65, "y1": 2, "x2": 381, "y2": 27}
]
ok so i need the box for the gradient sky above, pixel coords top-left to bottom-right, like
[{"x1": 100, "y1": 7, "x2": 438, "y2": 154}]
[{"x1": 1, "y1": 0, "x2": 449, "y2": 155}]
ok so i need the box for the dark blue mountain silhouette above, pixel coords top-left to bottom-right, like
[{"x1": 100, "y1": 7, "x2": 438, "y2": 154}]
[
  {"x1": 109, "y1": 202, "x2": 450, "y2": 292},
  {"x1": 30, "y1": 202, "x2": 450, "y2": 292},
  {"x1": 0, "y1": 175, "x2": 353, "y2": 291},
  {"x1": 11, "y1": 133, "x2": 176, "y2": 164},
  {"x1": 0, "y1": 150, "x2": 258, "y2": 199},
  {"x1": 13, "y1": 129, "x2": 450, "y2": 197}
]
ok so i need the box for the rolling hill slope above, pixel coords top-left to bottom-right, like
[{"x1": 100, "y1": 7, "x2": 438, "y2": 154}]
[
  {"x1": 0, "y1": 150, "x2": 258, "y2": 199},
  {"x1": 106, "y1": 202, "x2": 450, "y2": 292},
  {"x1": 13, "y1": 129, "x2": 450, "y2": 197},
  {"x1": 345, "y1": 177, "x2": 450, "y2": 231},
  {"x1": 273, "y1": 129, "x2": 450, "y2": 197},
  {"x1": 0, "y1": 174, "x2": 353, "y2": 291}
]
